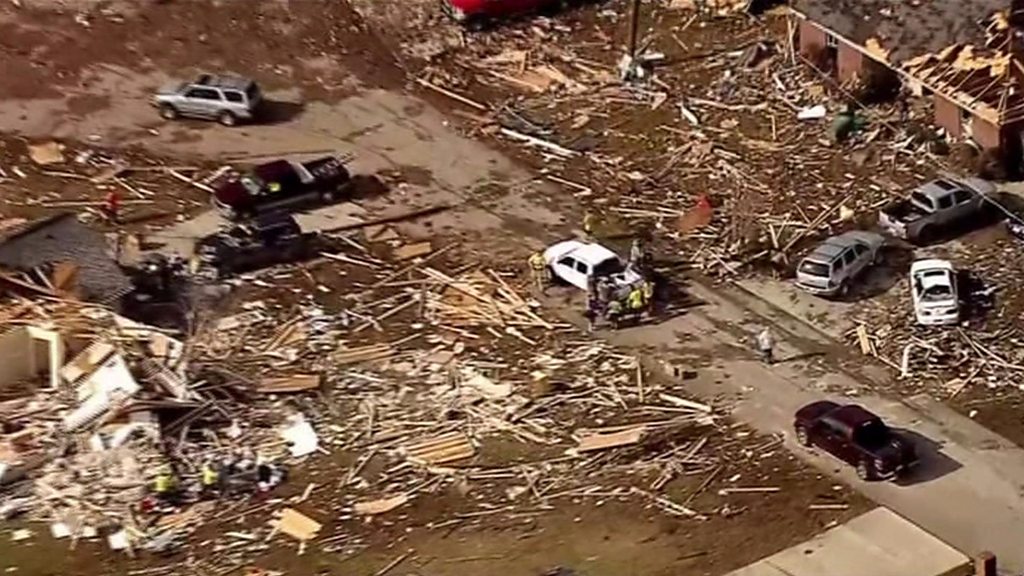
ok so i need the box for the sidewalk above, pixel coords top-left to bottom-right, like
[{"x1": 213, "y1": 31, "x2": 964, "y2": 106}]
[{"x1": 600, "y1": 278, "x2": 1024, "y2": 572}]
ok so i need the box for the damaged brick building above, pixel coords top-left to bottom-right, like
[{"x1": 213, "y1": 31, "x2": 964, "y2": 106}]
[{"x1": 792, "y1": 0, "x2": 1024, "y2": 160}]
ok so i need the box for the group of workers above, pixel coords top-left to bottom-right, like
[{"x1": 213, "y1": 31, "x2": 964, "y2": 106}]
[
  {"x1": 149, "y1": 453, "x2": 288, "y2": 508},
  {"x1": 585, "y1": 270, "x2": 655, "y2": 331}
]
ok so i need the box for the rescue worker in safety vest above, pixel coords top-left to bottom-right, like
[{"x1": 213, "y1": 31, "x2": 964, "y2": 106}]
[
  {"x1": 642, "y1": 279, "x2": 655, "y2": 314},
  {"x1": 528, "y1": 251, "x2": 547, "y2": 292},
  {"x1": 627, "y1": 286, "x2": 645, "y2": 313},
  {"x1": 153, "y1": 467, "x2": 177, "y2": 503},
  {"x1": 200, "y1": 460, "x2": 220, "y2": 498},
  {"x1": 583, "y1": 210, "x2": 597, "y2": 239}
]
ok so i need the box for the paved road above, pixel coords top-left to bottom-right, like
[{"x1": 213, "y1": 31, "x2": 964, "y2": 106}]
[{"x1": 602, "y1": 277, "x2": 1024, "y2": 571}]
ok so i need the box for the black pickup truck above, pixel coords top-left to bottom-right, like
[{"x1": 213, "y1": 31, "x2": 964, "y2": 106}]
[
  {"x1": 194, "y1": 213, "x2": 316, "y2": 278},
  {"x1": 793, "y1": 401, "x2": 918, "y2": 481},
  {"x1": 213, "y1": 156, "x2": 351, "y2": 219}
]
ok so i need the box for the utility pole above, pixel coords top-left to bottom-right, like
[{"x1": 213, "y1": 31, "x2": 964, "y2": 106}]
[{"x1": 627, "y1": 0, "x2": 642, "y2": 60}]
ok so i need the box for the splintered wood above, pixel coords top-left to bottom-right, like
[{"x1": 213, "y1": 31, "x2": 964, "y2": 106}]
[
  {"x1": 402, "y1": 431, "x2": 476, "y2": 465},
  {"x1": 423, "y1": 268, "x2": 553, "y2": 329}
]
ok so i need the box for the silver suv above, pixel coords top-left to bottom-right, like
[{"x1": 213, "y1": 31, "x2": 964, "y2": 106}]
[
  {"x1": 153, "y1": 74, "x2": 262, "y2": 126},
  {"x1": 795, "y1": 231, "x2": 885, "y2": 298}
]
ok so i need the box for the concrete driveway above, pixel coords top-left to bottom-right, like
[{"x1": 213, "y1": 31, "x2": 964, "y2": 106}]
[{"x1": 599, "y1": 277, "x2": 1024, "y2": 572}]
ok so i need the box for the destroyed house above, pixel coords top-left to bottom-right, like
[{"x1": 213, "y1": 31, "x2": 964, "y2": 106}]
[
  {"x1": 0, "y1": 213, "x2": 132, "y2": 306},
  {"x1": 793, "y1": 0, "x2": 1024, "y2": 155}
]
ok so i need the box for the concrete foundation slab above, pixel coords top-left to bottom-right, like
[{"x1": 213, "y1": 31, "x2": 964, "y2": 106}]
[{"x1": 725, "y1": 507, "x2": 970, "y2": 576}]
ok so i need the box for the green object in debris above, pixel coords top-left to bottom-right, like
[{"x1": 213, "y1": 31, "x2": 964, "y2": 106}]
[{"x1": 831, "y1": 108, "x2": 867, "y2": 143}]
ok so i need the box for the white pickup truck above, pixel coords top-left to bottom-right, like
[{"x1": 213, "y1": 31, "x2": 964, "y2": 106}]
[
  {"x1": 543, "y1": 240, "x2": 642, "y2": 292},
  {"x1": 910, "y1": 259, "x2": 959, "y2": 326}
]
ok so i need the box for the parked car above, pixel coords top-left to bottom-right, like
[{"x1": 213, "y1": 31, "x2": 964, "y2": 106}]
[
  {"x1": 442, "y1": 0, "x2": 561, "y2": 25},
  {"x1": 795, "y1": 231, "x2": 885, "y2": 298},
  {"x1": 153, "y1": 73, "x2": 263, "y2": 126},
  {"x1": 879, "y1": 177, "x2": 995, "y2": 243},
  {"x1": 910, "y1": 259, "x2": 959, "y2": 326},
  {"x1": 793, "y1": 401, "x2": 918, "y2": 481},
  {"x1": 194, "y1": 213, "x2": 313, "y2": 279},
  {"x1": 543, "y1": 240, "x2": 642, "y2": 291},
  {"x1": 212, "y1": 156, "x2": 351, "y2": 219}
]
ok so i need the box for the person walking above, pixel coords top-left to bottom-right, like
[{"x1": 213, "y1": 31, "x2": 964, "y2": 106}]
[
  {"x1": 528, "y1": 251, "x2": 547, "y2": 293},
  {"x1": 642, "y1": 278, "x2": 655, "y2": 315},
  {"x1": 584, "y1": 293, "x2": 599, "y2": 333},
  {"x1": 756, "y1": 326, "x2": 775, "y2": 365},
  {"x1": 104, "y1": 189, "x2": 121, "y2": 224}
]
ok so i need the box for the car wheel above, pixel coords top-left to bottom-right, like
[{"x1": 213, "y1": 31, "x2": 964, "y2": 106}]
[
  {"x1": 218, "y1": 111, "x2": 237, "y2": 126},
  {"x1": 837, "y1": 280, "x2": 850, "y2": 298},
  {"x1": 159, "y1": 105, "x2": 179, "y2": 120},
  {"x1": 795, "y1": 425, "x2": 810, "y2": 447},
  {"x1": 856, "y1": 460, "x2": 872, "y2": 481}
]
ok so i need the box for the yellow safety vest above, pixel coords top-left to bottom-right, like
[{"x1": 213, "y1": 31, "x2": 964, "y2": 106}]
[
  {"x1": 628, "y1": 289, "x2": 644, "y2": 310},
  {"x1": 154, "y1": 474, "x2": 172, "y2": 493},
  {"x1": 529, "y1": 253, "x2": 545, "y2": 270},
  {"x1": 642, "y1": 282, "x2": 654, "y2": 300},
  {"x1": 201, "y1": 466, "x2": 219, "y2": 487}
]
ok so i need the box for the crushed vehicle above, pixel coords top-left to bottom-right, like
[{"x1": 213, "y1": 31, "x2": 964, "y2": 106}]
[
  {"x1": 212, "y1": 156, "x2": 351, "y2": 219},
  {"x1": 910, "y1": 259, "x2": 959, "y2": 326},
  {"x1": 153, "y1": 73, "x2": 263, "y2": 126},
  {"x1": 795, "y1": 231, "x2": 885, "y2": 298},
  {"x1": 442, "y1": 0, "x2": 561, "y2": 25},
  {"x1": 793, "y1": 401, "x2": 918, "y2": 481},
  {"x1": 543, "y1": 240, "x2": 642, "y2": 292},
  {"x1": 194, "y1": 213, "x2": 315, "y2": 279},
  {"x1": 879, "y1": 177, "x2": 995, "y2": 243}
]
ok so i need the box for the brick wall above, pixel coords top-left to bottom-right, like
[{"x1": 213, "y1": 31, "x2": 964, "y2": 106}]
[
  {"x1": 798, "y1": 19, "x2": 826, "y2": 56},
  {"x1": 934, "y1": 95, "x2": 962, "y2": 139},
  {"x1": 836, "y1": 41, "x2": 864, "y2": 83}
]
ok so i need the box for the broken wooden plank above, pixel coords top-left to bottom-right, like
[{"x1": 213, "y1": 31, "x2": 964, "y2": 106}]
[
  {"x1": 576, "y1": 426, "x2": 646, "y2": 452},
  {"x1": 274, "y1": 508, "x2": 321, "y2": 541},
  {"x1": 393, "y1": 241, "x2": 433, "y2": 261},
  {"x1": 403, "y1": 432, "x2": 476, "y2": 465},
  {"x1": 354, "y1": 494, "x2": 409, "y2": 516},
  {"x1": 258, "y1": 374, "x2": 321, "y2": 394}
]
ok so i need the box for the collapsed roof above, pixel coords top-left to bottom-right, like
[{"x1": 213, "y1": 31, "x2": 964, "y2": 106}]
[{"x1": 792, "y1": 0, "x2": 1024, "y2": 125}]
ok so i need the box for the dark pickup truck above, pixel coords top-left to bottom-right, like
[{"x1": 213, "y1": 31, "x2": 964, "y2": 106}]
[
  {"x1": 794, "y1": 401, "x2": 918, "y2": 481},
  {"x1": 194, "y1": 213, "x2": 315, "y2": 278},
  {"x1": 213, "y1": 156, "x2": 351, "y2": 219}
]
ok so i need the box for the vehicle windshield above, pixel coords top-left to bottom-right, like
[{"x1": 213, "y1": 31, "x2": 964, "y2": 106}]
[
  {"x1": 240, "y1": 175, "x2": 264, "y2": 196},
  {"x1": 799, "y1": 260, "x2": 829, "y2": 277},
  {"x1": 916, "y1": 271, "x2": 953, "y2": 300},
  {"x1": 854, "y1": 420, "x2": 890, "y2": 449},
  {"x1": 592, "y1": 257, "x2": 624, "y2": 278},
  {"x1": 910, "y1": 191, "x2": 935, "y2": 212}
]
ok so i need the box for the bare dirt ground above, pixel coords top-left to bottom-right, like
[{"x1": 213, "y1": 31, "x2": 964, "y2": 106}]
[{"x1": 0, "y1": 1, "x2": 876, "y2": 576}]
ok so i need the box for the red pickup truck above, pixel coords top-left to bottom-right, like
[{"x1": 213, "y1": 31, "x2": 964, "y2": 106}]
[
  {"x1": 443, "y1": 0, "x2": 562, "y2": 25},
  {"x1": 213, "y1": 156, "x2": 351, "y2": 219}
]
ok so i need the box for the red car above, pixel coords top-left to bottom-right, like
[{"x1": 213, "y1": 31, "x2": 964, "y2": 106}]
[{"x1": 443, "y1": 0, "x2": 563, "y2": 25}]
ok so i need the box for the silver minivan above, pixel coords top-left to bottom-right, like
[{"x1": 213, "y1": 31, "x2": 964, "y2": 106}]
[{"x1": 795, "y1": 231, "x2": 885, "y2": 297}]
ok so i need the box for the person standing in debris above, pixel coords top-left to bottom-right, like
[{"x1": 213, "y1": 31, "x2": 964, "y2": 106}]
[
  {"x1": 584, "y1": 293, "x2": 599, "y2": 333},
  {"x1": 583, "y1": 209, "x2": 597, "y2": 240},
  {"x1": 627, "y1": 284, "x2": 645, "y2": 318},
  {"x1": 756, "y1": 326, "x2": 775, "y2": 365},
  {"x1": 104, "y1": 189, "x2": 121, "y2": 224},
  {"x1": 606, "y1": 298, "x2": 624, "y2": 329},
  {"x1": 596, "y1": 277, "x2": 612, "y2": 312},
  {"x1": 528, "y1": 251, "x2": 547, "y2": 293},
  {"x1": 200, "y1": 460, "x2": 220, "y2": 498},
  {"x1": 629, "y1": 238, "x2": 644, "y2": 267},
  {"x1": 642, "y1": 278, "x2": 655, "y2": 316},
  {"x1": 152, "y1": 466, "x2": 178, "y2": 504}
]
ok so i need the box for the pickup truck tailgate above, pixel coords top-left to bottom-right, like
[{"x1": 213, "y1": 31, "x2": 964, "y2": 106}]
[{"x1": 878, "y1": 211, "x2": 907, "y2": 239}]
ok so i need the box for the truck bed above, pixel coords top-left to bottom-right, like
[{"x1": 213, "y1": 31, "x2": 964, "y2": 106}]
[{"x1": 880, "y1": 199, "x2": 928, "y2": 224}]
